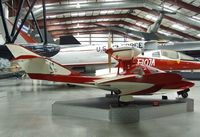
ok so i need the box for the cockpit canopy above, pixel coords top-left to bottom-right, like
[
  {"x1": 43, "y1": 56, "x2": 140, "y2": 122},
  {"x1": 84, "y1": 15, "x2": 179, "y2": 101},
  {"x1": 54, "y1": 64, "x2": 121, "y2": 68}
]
[
  {"x1": 130, "y1": 64, "x2": 164, "y2": 76},
  {"x1": 151, "y1": 50, "x2": 198, "y2": 61}
]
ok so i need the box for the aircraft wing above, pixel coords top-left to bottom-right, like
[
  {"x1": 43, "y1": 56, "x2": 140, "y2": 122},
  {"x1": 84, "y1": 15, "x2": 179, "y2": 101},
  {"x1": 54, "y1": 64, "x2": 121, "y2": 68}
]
[
  {"x1": 153, "y1": 33, "x2": 186, "y2": 42},
  {"x1": 108, "y1": 26, "x2": 144, "y2": 38},
  {"x1": 103, "y1": 26, "x2": 186, "y2": 42}
]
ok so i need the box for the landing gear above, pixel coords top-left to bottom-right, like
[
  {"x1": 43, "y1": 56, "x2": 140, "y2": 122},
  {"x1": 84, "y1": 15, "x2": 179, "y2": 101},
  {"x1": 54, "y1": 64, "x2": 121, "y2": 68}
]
[
  {"x1": 177, "y1": 88, "x2": 190, "y2": 98},
  {"x1": 181, "y1": 92, "x2": 188, "y2": 98},
  {"x1": 117, "y1": 95, "x2": 134, "y2": 106},
  {"x1": 111, "y1": 91, "x2": 114, "y2": 95},
  {"x1": 117, "y1": 96, "x2": 130, "y2": 107},
  {"x1": 109, "y1": 90, "x2": 121, "y2": 96}
]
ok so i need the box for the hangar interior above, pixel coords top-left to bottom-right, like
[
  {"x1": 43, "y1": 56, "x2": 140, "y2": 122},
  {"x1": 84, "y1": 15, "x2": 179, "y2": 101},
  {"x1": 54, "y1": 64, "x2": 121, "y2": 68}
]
[{"x1": 0, "y1": 0, "x2": 200, "y2": 137}]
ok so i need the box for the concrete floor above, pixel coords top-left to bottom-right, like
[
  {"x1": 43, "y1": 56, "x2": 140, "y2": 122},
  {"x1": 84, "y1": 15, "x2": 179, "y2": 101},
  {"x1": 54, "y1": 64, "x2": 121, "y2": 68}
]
[{"x1": 0, "y1": 78, "x2": 199, "y2": 137}]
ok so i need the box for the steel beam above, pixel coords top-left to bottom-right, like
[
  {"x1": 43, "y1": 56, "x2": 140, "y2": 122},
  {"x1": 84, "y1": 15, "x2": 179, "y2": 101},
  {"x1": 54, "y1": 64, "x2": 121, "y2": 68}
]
[
  {"x1": 42, "y1": 0, "x2": 47, "y2": 45},
  {"x1": 45, "y1": 21, "x2": 146, "y2": 32},
  {"x1": 139, "y1": 7, "x2": 200, "y2": 31},
  {"x1": 26, "y1": 0, "x2": 43, "y2": 42},
  {"x1": 0, "y1": 1, "x2": 11, "y2": 43},
  {"x1": 51, "y1": 29, "x2": 140, "y2": 40},
  {"x1": 30, "y1": 0, "x2": 145, "y2": 18},
  {"x1": 36, "y1": 13, "x2": 200, "y2": 40},
  {"x1": 11, "y1": 0, "x2": 37, "y2": 43},
  {"x1": 11, "y1": 0, "x2": 25, "y2": 37},
  {"x1": 166, "y1": 0, "x2": 200, "y2": 13}
]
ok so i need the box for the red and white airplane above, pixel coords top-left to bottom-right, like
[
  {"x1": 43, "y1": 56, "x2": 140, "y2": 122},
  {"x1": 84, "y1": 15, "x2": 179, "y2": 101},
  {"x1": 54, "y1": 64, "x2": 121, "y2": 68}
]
[
  {"x1": 6, "y1": 44, "x2": 194, "y2": 103},
  {"x1": 2, "y1": 19, "x2": 199, "y2": 74},
  {"x1": 52, "y1": 43, "x2": 200, "y2": 73}
]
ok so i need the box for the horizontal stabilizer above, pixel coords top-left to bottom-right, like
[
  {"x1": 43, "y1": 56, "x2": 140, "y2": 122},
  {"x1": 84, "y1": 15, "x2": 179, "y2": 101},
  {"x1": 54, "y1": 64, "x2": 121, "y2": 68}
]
[{"x1": 6, "y1": 44, "x2": 72, "y2": 77}]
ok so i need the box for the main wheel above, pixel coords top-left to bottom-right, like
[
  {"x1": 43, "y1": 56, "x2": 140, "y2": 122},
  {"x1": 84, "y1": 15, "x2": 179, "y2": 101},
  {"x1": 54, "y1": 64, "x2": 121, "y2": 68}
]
[{"x1": 181, "y1": 92, "x2": 188, "y2": 98}]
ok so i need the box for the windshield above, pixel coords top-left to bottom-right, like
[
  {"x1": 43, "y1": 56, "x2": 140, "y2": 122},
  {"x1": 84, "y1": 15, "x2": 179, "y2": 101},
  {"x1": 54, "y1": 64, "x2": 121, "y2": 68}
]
[
  {"x1": 152, "y1": 51, "x2": 160, "y2": 58},
  {"x1": 179, "y1": 52, "x2": 197, "y2": 61},
  {"x1": 161, "y1": 50, "x2": 179, "y2": 59}
]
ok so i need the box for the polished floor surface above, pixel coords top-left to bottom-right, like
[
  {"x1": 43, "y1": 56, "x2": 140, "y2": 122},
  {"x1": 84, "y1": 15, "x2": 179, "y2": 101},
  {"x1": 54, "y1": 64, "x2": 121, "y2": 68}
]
[{"x1": 0, "y1": 78, "x2": 199, "y2": 137}]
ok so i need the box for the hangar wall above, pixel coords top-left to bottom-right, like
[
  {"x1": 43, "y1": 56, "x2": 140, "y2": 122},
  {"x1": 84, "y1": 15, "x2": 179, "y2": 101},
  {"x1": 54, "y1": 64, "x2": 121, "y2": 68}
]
[{"x1": 70, "y1": 33, "x2": 134, "y2": 45}]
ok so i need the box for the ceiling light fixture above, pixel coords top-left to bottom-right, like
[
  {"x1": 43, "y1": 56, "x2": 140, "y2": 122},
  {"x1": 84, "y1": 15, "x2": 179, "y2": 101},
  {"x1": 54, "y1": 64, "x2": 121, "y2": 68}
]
[
  {"x1": 100, "y1": 10, "x2": 108, "y2": 14},
  {"x1": 172, "y1": 24, "x2": 186, "y2": 31},
  {"x1": 34, "y1": 4, "x2": 42, "y2": 8},
  {"x1": 191, "y1": 16, "x2": 200, "y2": 23},
  {"x1": 158, "y1": 30, "x2": 171, "y2": 36},
  {"x1": 146, "y1": 14, "x2": 158, "y2": 21},
  {"x1": 163, "y1": 4, "x2": 178, "y2": 12},
  {"x1": 76, "y1": 2, "x2": 80, "y2": 8}
]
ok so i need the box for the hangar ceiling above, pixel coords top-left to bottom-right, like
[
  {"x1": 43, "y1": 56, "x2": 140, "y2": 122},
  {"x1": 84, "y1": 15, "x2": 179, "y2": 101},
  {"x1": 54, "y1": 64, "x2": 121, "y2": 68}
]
[{"x1": 4, "y1": 0, "x2": 200, "y2": 41}]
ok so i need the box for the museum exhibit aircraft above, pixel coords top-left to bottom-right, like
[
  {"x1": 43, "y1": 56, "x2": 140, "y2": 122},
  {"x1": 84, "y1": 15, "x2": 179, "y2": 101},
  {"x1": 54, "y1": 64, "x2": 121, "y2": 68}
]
[
  {"x1": 52, "y1": 40, "x2": 200, "y2": 73},
  {"x1": 6, "y1": 44, "x2": 194, "y2": 103},
  {"x1": 97, "y1": 9, "x2": 186, "y2": 42},
  {"x1": 1, "y1": 0, "x2": 200, "y2": 75},
  {"x1": 158, "y1": 41, "x2": 200, "y2": 58},
  {"x1": 1, "y1": 21, "x2": 200, "y2": 74}
]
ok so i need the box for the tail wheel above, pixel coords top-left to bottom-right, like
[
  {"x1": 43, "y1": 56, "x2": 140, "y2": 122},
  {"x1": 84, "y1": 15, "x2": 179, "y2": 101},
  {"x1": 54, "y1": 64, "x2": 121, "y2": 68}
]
[{"x1": 181, "y1": 92, "x2": 188, "y2": 98}]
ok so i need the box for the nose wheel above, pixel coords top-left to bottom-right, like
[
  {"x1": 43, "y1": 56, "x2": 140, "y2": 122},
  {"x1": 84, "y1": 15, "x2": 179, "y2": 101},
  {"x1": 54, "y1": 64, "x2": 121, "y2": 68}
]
[
  {"x1": 181, "y1": 92, "x2": 188, "y2": 98},
  {"x1": 177, "y1": 88, "x2": 189, "y2": 98}
]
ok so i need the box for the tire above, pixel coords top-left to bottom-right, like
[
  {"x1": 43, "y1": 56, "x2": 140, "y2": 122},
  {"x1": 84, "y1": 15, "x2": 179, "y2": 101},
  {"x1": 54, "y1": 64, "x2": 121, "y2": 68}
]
[{"x1": 181, "y1": 92, "x2": 188, "y2": 98}]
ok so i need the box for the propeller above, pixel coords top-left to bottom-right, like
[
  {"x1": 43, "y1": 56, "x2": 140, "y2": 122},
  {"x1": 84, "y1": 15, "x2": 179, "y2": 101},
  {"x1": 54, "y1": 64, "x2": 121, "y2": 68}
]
[{"x1": 108, "y1": 32, "x2": 112, "y2": 73}]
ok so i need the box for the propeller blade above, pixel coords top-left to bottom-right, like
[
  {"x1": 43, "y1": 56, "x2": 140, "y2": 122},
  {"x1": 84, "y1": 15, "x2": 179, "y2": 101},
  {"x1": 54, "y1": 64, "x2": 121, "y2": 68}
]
[{"x1": 108, "y1": 33, "x2": 112, "y2": 73}]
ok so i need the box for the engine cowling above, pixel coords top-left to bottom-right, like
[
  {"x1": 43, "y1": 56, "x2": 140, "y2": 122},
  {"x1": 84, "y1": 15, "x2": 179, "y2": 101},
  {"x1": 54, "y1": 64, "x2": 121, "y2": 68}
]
[{"x1": 111, "y1": 47, "x2": 141, "y2": 60}]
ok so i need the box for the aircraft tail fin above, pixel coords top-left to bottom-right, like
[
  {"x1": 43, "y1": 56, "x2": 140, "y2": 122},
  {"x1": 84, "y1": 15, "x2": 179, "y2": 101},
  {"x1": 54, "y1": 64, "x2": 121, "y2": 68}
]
[
  {"x1": 59, "y1": 35, "x2": 81, "y2": 45},
  {"x1": 0, "y1": 16, "x2": 36, "y2": 44},
  {"x1": 6, "y1": 44, "x2": 74, "y2": 81}
]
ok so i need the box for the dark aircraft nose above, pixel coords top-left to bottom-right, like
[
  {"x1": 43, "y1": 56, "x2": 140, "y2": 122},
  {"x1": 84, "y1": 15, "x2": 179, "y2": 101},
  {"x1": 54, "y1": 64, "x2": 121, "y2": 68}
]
[{"x1": 0, "y1": 45, "x2": 13, "y2": 60}]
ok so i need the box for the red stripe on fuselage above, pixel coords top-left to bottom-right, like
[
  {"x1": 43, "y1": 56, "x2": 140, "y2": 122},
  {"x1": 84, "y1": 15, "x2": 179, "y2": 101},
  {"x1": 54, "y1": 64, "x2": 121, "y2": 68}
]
[
  {"x1": 62, "y1": 62, "x2": 109, "y2": 67},
  {"x1": 19, "y1": 31, "x2": 36, "y2": 43},
  {"x1": 13, "y1": 55, "x2": 39, "y2": 60},
  {"x1": 7, "y1": 19, "x2": 36, "y2": 43},
  {"x1": 163, "y1": 80, "x2": 194, "y2": 89},
  {"x1": 135, "y1": 57, "x2": 200, "y2": 70},
  {"x1": 28, "y1": 73, "x2": 101, "y2": 83}
]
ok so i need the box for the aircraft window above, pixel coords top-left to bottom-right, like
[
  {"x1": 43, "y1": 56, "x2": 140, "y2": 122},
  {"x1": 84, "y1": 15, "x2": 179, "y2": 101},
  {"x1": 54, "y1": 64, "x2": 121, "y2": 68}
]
[
  {"x1": 162, "y1": 50, "x2": 178, "y2": 59},
  {"x1": 152, "y1": 52, "x2": 160, "y2": 57},
  {"x1": 179, "y1": 53, "x2": 196, "y2": 61}
]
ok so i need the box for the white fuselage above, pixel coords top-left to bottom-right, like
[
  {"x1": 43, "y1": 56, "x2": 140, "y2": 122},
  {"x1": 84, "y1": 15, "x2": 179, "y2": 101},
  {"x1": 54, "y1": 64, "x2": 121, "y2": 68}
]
[
  {"x1": 51, "y1": 41, "x2": 197, "y2": 73},
  {"x1": 51, "y1": 41, "x2": 146, "y2": 72}
]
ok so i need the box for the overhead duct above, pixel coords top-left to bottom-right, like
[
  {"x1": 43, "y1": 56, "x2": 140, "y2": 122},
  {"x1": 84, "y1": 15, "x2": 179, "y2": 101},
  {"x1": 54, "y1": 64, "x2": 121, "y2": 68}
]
[{"x1": 30, "y1": 0, "x2": 146, "y2": 18}]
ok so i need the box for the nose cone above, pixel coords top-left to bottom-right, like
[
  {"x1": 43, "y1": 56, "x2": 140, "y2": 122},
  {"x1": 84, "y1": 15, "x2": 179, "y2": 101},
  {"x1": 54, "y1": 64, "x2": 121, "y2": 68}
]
[
  {"x1": 179, "y1": 80, "x2": 194, "y2": 89},
  {"x1": 163, "y1": 79, "x2": 194, "y2": 89},
  {"x1": 0, "y1": 45, "x2": 13, "y2": 60}
]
